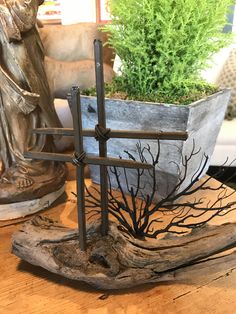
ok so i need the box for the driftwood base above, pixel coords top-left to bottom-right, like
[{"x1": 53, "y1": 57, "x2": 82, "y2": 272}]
[{"x1": 12, "y1": 216, "x2": 236, "y2": 290}]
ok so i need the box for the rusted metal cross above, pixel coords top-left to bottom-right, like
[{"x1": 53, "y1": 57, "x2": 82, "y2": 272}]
[{"x1": 25, "y1": 40, "x2": 188, "y2": 251}]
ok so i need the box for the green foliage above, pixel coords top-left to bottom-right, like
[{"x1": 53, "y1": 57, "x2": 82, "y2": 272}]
[
  {"x1": 82, "y1": 80, "x2": 218, "y2": 105},
  {"x1": 103, "y1": 0, "x2": 234, "y2": 103}
]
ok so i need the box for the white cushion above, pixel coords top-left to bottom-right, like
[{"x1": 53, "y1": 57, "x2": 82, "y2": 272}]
[{"x1": 211, "y1": 119, "x2": 236, "y2": 166}]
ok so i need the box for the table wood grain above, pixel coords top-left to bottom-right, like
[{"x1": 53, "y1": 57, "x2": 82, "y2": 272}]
[{"x1": 1, "y1": 167, "x2": 236, "y2": 314}]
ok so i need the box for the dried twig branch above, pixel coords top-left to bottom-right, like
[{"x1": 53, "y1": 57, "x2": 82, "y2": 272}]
[{"x1": 85, "y1": 142, "x2": 236, "y2": 239}]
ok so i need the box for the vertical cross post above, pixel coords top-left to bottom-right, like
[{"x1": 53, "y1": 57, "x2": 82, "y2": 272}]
[
  {"x1": 69, "y1": 86, "x2": 87, "y2": 251},
  {"x1": 94, "y1": 39, "x2": 109, "y2": 236},
  {"x1": 25, "y1": 40, "x2": 188, "y2": 250}
]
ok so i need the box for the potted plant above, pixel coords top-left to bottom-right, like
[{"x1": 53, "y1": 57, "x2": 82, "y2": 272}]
[{"x1": 81, "y1": 0, "x2": 233, "y2": 199}]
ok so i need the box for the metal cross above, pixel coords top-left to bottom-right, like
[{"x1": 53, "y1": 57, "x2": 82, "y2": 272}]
[{"x1": 25, "y1": 40, "x2": 188, "y2": 251}]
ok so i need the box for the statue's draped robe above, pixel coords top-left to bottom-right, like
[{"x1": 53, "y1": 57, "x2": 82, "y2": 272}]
[{"x1": 0, "y1": 0, "x2": 61, "y2": 174}]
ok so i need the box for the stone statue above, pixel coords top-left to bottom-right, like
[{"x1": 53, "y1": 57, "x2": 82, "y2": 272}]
[{"x1": 0, "y1": 0, "x2": 66, "y2": 219}]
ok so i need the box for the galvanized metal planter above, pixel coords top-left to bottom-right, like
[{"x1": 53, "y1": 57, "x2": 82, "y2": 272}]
[{"x1": 81, "y1": 89, "x2": 231, "y2": 199}]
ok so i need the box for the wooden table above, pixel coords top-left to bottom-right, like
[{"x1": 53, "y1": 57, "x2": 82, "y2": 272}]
[{"x1": 1, "y1": 167, "x2": 236, "y2": 314}]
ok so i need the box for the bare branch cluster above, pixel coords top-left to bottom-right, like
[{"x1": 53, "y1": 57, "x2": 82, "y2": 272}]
[{"x1": 85, "y1": 141, "x2": 236, "y2": 239}]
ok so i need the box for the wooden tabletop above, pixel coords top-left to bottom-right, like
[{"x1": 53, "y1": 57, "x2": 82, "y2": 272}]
[{"x1": 1, "y1": 167, "x2": 236, "y2": 314}]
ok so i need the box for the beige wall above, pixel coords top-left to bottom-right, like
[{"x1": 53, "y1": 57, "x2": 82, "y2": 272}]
[{"x1": 60, "y1": 0, "x2": 96, "y2": 25}]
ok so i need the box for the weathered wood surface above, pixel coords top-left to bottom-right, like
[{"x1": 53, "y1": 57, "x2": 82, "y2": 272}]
[
  {"x1": 1, "y1": 172, "x2": 236, "y2": 312},
  {"x1": 12, "y1": 216, "x2": 236, "y2": 290},
  {"x1": 81, "y1": 90, "x2": 231, "y2": 199}
]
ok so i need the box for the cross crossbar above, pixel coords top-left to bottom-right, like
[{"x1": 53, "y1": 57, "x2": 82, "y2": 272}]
[
  {"x1": 24, "y1": 151, "x2": 153, "y2": 169},
  {"x1": 31, "y1": 128, "x2": 188, "y2": 141}
]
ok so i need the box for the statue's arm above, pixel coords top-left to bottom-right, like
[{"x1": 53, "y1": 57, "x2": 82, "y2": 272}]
[{"x1": 0, "y1": 0, "x2": 42, "y2": 41}]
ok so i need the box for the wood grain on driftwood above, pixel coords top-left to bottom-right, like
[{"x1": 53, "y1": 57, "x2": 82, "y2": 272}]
[{"x1": 12, "y1": 216, "x2": 236, "y2": 290}]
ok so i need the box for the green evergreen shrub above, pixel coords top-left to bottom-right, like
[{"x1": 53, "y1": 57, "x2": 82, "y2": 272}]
[{"x1": 103, "y1": 0, "x2": 234, "y2": 104}]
